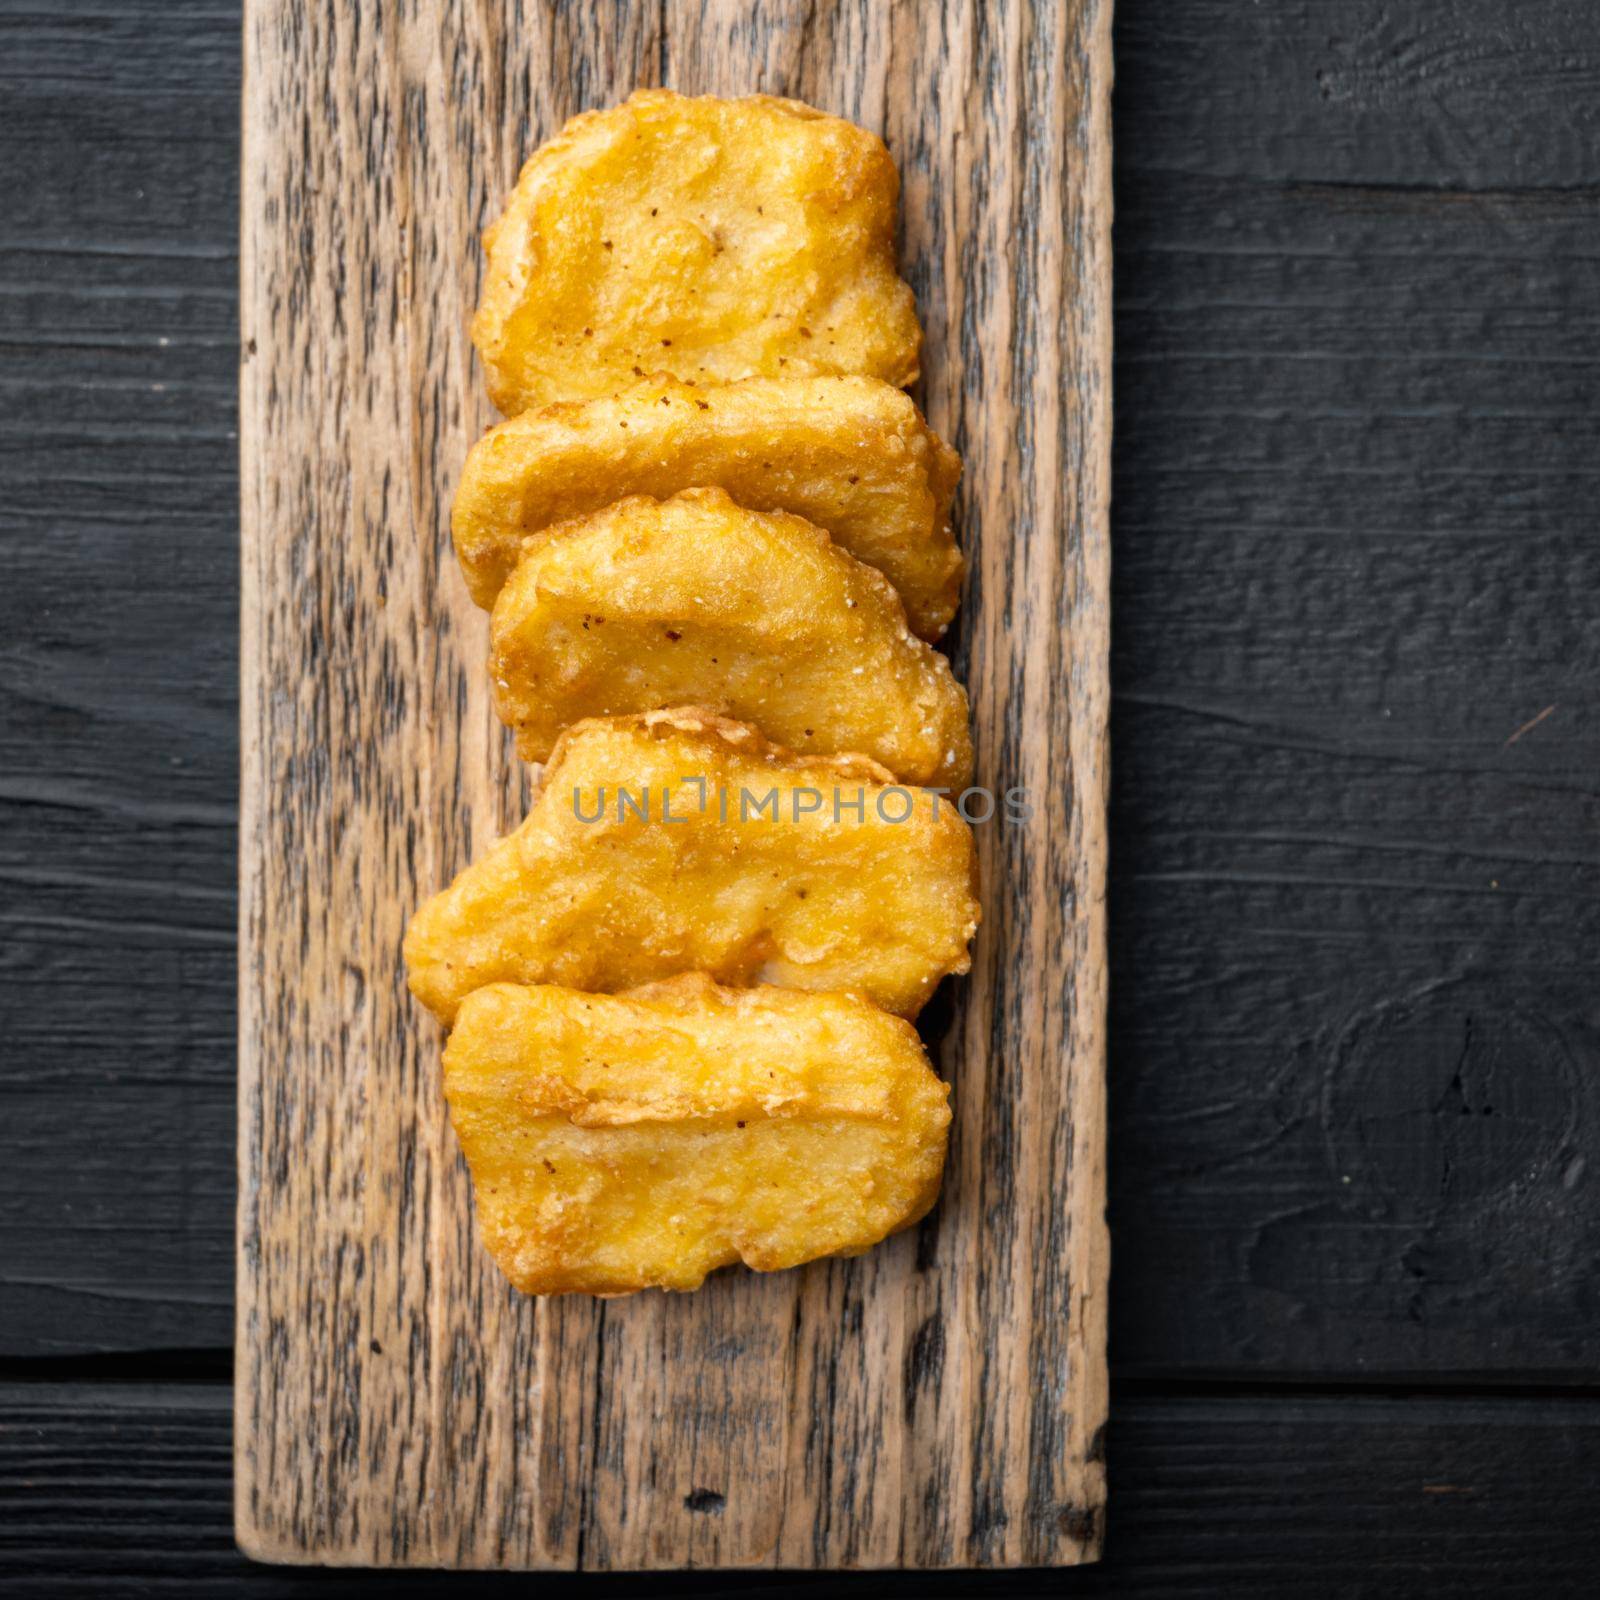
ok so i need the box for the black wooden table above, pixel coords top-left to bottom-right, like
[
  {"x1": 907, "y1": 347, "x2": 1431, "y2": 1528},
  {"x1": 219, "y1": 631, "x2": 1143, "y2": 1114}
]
[{"x1": 3, "y1": 2, "x2": 1598, "y2": 1593}]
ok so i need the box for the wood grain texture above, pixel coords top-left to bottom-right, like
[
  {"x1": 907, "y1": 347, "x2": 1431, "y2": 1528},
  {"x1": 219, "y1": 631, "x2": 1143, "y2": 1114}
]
[
  {"x1": 9, "y1": 0, "x2": 1600, "y2": 1584},
  {"x1": 0, "y1": 0, "x2": 241, "y2": 1356},
  {"x1": 1108, "y1": 0, "x2": 1600, "y2": 1379},
  {"x1": 8, "y1": 0, "x2": 1600, "y2": 1393},
  {"x1": 12, "y1": 1382, "x2": 1600, "y2": 1597},
  {"x1": 236, "y1": 0, "x2": 1112, "y2": 1570}
]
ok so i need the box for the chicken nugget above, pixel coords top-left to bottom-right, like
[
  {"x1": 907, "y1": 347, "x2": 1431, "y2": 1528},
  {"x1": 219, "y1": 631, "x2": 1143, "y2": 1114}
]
[
  {"x1": 444, "y1": 976, "x2": 952, "y2": 1296},
  {"x1": 472, "y1": 91, "x2": 921, "y2": 414},
  {"x1": 404, "y1": 708, "x2": 979, "y2": 1026},
  {"x1": 453, "y1": 374, "x2": 963, "y2": 638},
  {"x1": 489, "y1": 489, "x2": 972, "y2": 786}
]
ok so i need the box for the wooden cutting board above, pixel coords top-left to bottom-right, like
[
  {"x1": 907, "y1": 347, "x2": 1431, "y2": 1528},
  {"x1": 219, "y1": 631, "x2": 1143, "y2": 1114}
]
[{"x1": 237, "y1": 0, "x2": 1111, "y2": 1570}]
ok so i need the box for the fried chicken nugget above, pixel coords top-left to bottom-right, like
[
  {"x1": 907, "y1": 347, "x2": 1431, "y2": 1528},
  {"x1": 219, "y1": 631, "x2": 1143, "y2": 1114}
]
[
  {"x1": 444, "y1": 976, "x2": 952, "y2": 1296},
  {"x1": 472, "y1": 91, "x2": 921, "y2": 414},
  {"x1": 404, "y1": 708, "x2": 979, "y2": 1026},
  {"x1": 489, "y1": 489, "x2": 972, "y2": 786},
  {"x1": 453, "y1": 374, "x2": 963, "y2": 638}
]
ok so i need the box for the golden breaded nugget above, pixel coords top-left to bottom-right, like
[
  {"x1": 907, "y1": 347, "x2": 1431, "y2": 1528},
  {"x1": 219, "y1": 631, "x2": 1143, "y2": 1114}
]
[
  {"x1": 490, "y1": 489, "x2": 972, "y2": 785},
  {"x1": 473, "y1": 91, "x2": 921, "y2": 414},
  {"x1": 453, "y1": 375, "x2": 963, "y2": 638},
  {"x1": 404, "y1": 708, "x2": 979, "y2": 1026},
  {"x1": 444, "y1": 976, "x2": 952, "y2": 1296}
]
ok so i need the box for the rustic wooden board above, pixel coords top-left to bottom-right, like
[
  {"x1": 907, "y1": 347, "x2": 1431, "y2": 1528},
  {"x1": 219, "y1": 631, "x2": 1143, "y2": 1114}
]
[{"x1": 237, "y1": 0, "x2": 1111, "y2": 1570}]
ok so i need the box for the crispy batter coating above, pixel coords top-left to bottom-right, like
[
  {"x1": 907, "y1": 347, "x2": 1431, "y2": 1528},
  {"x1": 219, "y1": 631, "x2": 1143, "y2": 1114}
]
[
  {"x1": 489, "y1": 489, "x2": 972, "y2": 785},
  {"x1": 453, "y1": 374, "x2": 963, "y2": 638},
  {"x1": 472, "y1": 91, "x2": 922, "y2": 414},
  {"x1": 404, "y1": 708, "x2": 979, "y2": 1026},
  {"x1": 443, "y1": 976, "x2": 952, "y2": 1296}
]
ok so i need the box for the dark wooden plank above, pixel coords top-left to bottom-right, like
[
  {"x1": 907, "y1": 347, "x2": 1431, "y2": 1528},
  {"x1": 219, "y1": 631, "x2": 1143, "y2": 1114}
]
[
  {"x1": 0, "y1": 0, "x2": 240, "y2": 1354},
  {"x1": 1118, "y1": 0, "x2": 1600, "y2": 188},
  {"x1": 1107, "y1": 0, "x2": 1600, "y2": 1377},
  {"x1": 4, "y1": 0, "x2": 1600, "y2": 1391},
  {"x1": 5, "y1": 1382, "x2": 1600, "y2": 1594}
]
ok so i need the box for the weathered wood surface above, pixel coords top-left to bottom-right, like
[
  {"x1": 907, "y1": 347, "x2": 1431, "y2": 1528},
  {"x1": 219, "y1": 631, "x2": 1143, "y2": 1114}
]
[
  {"x1": 1108, "y1": 0, "x2": 1600, "y2": 1377},
  {"x1": 236, "y1": 0, "x2": 1111, "y2": 1570},
  {"x1": 7, "y1": 0, "x2": 1600, "y2": 1585},
  {"x1": 0, "y1": 0, "x2": 241, "y2": 1354},
  {"x1": 9, "y1": 1382, "x2": 1600, "y2": 1597},
  {"x1": 6, "y1": 0, "x2": 1600, "y2": 1396}
]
